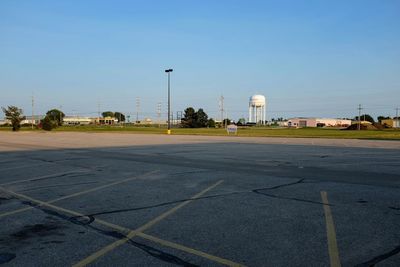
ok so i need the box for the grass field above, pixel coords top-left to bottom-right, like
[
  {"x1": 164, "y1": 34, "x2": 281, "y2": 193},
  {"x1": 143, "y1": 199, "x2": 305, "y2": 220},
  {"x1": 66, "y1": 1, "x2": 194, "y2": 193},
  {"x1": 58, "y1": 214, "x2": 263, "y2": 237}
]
[{"x1": 1, "y1": 125, "x2": 400, "y2": 140}]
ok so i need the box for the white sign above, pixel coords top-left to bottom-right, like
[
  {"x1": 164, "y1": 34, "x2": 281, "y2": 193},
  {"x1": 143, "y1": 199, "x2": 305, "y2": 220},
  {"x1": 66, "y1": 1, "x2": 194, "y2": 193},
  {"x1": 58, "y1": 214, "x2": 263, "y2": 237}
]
[{"x1": 226, "y1": 124, "x2": 238, "y2": 135}]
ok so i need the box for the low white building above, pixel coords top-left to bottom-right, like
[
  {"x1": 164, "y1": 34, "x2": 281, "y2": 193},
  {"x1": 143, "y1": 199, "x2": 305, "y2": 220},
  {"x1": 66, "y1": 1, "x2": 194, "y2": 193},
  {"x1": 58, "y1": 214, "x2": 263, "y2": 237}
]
[
  {"x1": 93, "y1": 116, "x2": 118, "y2": 125},
  {"x1": 63, "y1": 116, "x2": 92, "y2": 125},
  {"x1": 288, "y1": 118, "x2": 351, "y2": 128},
  {"x1": 21, "y1": 115, "x2": 45, "y2": 125},
  {"x1": 268, "y1": 120, "x2": 288, "y2": 127}
]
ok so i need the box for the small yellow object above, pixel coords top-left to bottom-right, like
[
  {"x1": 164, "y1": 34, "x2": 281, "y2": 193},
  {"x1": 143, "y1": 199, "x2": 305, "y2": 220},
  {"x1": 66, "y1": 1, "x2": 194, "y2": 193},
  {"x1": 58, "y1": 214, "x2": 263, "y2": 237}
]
[{"x1": 167, "y1": 129, "x2": 171, "y2": 135}]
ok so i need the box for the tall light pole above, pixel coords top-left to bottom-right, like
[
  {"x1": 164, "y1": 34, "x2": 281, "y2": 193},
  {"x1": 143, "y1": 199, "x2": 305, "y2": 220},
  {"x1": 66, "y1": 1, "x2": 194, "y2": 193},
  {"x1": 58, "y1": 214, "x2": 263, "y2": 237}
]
[{"x1": 165, "y1": 69, "x2": 173, "y2": 134}]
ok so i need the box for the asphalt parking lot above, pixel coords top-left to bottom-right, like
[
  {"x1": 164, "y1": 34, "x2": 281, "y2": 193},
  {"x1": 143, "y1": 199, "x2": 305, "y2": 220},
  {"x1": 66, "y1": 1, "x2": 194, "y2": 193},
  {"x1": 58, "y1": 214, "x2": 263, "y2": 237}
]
[{"x1": 0, "y1": 132, "x2": 399, "y2": 266}]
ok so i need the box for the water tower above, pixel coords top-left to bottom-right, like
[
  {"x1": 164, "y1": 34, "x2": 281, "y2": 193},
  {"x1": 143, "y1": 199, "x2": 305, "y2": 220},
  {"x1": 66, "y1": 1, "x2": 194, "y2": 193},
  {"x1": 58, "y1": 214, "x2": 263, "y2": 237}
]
[{"x1": 248, "y1": 94, "x2": 266, "y2": 124}]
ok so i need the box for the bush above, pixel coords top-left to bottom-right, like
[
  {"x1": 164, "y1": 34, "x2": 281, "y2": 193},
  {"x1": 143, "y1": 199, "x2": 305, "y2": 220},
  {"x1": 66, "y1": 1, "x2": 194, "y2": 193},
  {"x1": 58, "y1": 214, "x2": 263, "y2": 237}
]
[
  {"x1": 41, "y1": 116, "x2": 58, "y2": 131},
  {"x1": 207, "y1": 118, "x2": 216, "y2": 128}
]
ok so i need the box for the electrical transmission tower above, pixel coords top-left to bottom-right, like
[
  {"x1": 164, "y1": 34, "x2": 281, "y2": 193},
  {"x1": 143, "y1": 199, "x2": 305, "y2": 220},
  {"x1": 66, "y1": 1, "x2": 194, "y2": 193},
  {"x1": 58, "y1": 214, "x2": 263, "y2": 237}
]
[
  {"x1": 219, "y1": 95, "x2": 224, "y2": 128},
  {"x1": 31, "y1": 94, "x2": 34, "y2": 129},
  {"x1": 96, "y1": 102, "x2": 101, "y2": 125},
  {"x1": 357, "y1": 104, "x2": 363, "y2": 131},
  {"x1": 157, "y1": 102, "x2": 162, "y2": 127},
  {"x1": 136, "y1": 97, "x2": 140, "y2": 123}
]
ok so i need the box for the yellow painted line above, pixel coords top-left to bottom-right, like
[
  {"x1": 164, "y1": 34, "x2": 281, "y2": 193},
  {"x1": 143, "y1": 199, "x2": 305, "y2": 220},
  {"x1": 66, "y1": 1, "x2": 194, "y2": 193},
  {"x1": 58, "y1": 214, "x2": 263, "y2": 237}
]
[
  {"x1": 0, "y1": 170, "x2": 158, "y2": 219},
  {"x1": 0, "y1": 180, "x2": 243, "y2": 266},
  {"x1": 137, "y1": 232, "x2": 245, "y2": 267},
  {"x1": 0, "y1": 206, "x2": 33, "y2": 218},
  {"x1": 0, "y1": 163, "x2": 48, "y2": 172},
  {"x1": 0, "y1": 185, "x2": 131, "y2": 234},
  {"x1": 73, "y1": 180, "x2": 224, "y2": 267},
  {"x1": 321, "y1": 191, "x2": 341, "y2": 267},
  {"x1": 0, "y1": 170, "x2": 89, "y2": 186}
]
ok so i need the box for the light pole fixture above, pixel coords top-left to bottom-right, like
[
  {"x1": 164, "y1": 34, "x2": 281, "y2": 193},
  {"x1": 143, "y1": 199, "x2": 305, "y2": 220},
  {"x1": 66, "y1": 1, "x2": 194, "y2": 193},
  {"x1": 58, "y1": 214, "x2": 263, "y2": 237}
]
[{"x1": 165, "y1": 68, "x2": 173, "y2": 134}]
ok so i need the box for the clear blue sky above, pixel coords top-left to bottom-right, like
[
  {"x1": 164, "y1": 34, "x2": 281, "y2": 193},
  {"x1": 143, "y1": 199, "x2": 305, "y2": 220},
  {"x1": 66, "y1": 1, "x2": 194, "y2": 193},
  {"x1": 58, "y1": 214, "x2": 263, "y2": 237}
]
[{"x1": 1, "y1": 0, "x2": 399, "y2": 121}]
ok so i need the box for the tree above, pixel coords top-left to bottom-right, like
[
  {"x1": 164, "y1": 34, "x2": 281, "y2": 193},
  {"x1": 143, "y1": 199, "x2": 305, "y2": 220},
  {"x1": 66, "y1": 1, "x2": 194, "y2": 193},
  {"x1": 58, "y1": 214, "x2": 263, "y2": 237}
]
[
  {"x1": 102, "y1": 111, "x2": 114, "y2": 118},
  {"x1": 207, "y1": 118, "x2": 216, "y2": 128},
  {"x1": 2, "y1": 106, "x2": 25, "y2": 131},
  {"x1": 222, "y1": 118, "x2": 231, "y2": 126},
  {"x1": 46, "y1": 109, "x2": 65, "y2": 126},
  {"x1": 237, "y1": 118, "x2": 246, "y2": 126},
  {"x1": 114, "y1": 112, "x2": 125, "y2": 122},
  {"x1": 354, "y1": 114, "x2": 375, "y2": 123},
  {"x1": 377, "y1": 116, "x2": 391, "y2": 122},
  {"x1": 41, "y1": 116, "x2": 58, "y2": 131},
  {"x1": 181, "y1": 107, "x2": 197, "y2": 128},
  {"x1": 181, "y1": 107, "x2": 211, "y2": 128},
  {"x1": 196, "y1": 108, "x2": 208, "y2": 127}
]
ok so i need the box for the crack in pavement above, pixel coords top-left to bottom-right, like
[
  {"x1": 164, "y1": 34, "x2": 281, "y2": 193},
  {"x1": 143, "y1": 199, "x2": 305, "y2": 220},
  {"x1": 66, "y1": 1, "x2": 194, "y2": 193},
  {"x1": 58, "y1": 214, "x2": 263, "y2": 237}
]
[
  {"x1": 128, "y1": 240, "x2": 199, "y2": 267},
  {"x1": 19, "y1": 200, "x2": 201, "y2": 266},
  {"x1": 251, "y1": 179, "x2": 327, "y2": 205},
  {"x1": 24, "y1": 156, "x2": 106, "y2": 172},
  {"x1": 83, "y1": 178, "x2": 325, "y2": 218},
  {"x1": 355, "y1": 245, "x2": 400, "y2": 267},
  {"x1": 253, "y1": 178, "x2": 305, "y2": 190}
]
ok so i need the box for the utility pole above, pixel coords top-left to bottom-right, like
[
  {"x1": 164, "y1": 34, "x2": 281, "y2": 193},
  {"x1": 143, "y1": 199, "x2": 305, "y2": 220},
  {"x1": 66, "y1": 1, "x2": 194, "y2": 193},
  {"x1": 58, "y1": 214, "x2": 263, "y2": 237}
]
[
  {"x1": 31, "y1": 94, "x2": 34, "y2": 129},
  {"x1": 357, "y1": 104, "x2": 363, "y2": 131},
  {"x1": 157, "y1": 102, "x2": 162, "y2": 127},
  {"x1": 396, "y1": 107, "x2": 399, "y2": 119},
  {"x1": 219, "y1": 95, "x2": 224, "y2": 128},
  {"x1": 97, "y1": 102, "x2": 101, "y2": 125},
  {"x1": 59, "y1": 105, "x2": 62, "y2": 126},
  {"x1": 136, "y1": 97, "x2": 140, "y2": 123}
]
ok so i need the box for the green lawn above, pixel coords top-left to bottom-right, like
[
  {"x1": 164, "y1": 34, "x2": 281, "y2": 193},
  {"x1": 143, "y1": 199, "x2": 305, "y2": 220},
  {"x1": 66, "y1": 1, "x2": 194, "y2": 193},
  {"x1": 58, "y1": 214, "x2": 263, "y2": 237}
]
[{"x1": 1, "y1": 125, "x2": 400, "y2": 140}]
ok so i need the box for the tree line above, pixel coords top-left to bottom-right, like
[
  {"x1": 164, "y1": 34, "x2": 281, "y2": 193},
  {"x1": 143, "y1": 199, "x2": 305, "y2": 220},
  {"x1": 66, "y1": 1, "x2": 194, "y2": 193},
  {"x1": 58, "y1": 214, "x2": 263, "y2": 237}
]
[
  {"x1": 2, "y1": 105, "x2": 399, "y2": 131},
  {"x1": 0, "y1": 106, "x2": 127, "y2": 131}
]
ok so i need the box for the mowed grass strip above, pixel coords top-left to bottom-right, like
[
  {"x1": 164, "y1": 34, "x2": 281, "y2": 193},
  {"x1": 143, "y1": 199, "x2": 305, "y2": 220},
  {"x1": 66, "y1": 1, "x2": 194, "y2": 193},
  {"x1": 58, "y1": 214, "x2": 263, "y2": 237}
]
[{"x1": 1, "y1": 125, "x2": 400, "y2": 140}]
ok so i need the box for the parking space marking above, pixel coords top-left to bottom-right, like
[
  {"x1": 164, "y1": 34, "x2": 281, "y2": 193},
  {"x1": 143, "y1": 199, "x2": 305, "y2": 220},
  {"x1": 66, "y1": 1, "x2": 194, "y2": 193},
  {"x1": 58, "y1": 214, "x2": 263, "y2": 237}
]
[
  {"x1": 0, "y1": 163, "x2": 49, "y2": 172},
  {"x1": 0, "y1": 170, "x2": 90, "y2": 186},
  {"x1": 0, "y1": 170, "x2": 159, "y2": 219},
  {"x1": 0, "y1": 180, "x2": 244, "y2": 266},
  {"x1": 321, "y1": 191, "x2": 341, "y2": 267},
  {"x1": 73, "y1": 180, "x2": 224, "y2": 267},
  {"x1": 137, "y1": 232, "x2": 244, "y2": 266}
]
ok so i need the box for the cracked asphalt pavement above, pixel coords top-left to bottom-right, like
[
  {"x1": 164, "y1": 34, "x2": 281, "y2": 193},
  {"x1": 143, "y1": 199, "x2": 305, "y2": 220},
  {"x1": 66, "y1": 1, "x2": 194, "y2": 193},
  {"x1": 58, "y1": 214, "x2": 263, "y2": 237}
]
[{"x1": 0, "y1": 132, "x2": 399, "y2": 266}]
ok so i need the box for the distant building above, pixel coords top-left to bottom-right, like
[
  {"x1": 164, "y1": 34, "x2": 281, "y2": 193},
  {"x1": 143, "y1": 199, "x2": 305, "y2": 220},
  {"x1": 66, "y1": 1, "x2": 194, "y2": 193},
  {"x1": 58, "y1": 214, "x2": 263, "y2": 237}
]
[
  {"x1": 272, "y1": 121, "x2": 288, "y2": 127},
  {"x1": 63, "y1": 116, "x2": 92, "y2": 125},
  {"x1": 288, "y1": 118, "x2": 351, "y2": 128},
  {"x1": 94, "y1": 116, "x2": 118, "y2": 125},
  {"x1": 381, "y1": 119, "x2": 400, "y2": 128},
  {"x1": 21, "y1": 115, "x2": 45, "y2": 125}
]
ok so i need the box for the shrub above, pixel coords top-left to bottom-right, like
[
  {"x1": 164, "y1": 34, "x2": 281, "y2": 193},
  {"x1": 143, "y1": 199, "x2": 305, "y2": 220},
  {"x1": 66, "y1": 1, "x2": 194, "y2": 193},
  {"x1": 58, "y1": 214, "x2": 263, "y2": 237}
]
[{"x1": 41, "y1": 116, "x2": 58, "y2": 131}]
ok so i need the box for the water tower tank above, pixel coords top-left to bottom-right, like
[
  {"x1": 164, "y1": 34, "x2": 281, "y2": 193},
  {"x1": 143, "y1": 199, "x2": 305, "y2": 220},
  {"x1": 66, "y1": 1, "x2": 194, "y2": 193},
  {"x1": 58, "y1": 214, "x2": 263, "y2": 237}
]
[
  {"x1": 248, "y1": 94, "x2": 266, "y2": 124},
  {"x1": 249, "y1": 95, "x2": 266, "y2": 107}
]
